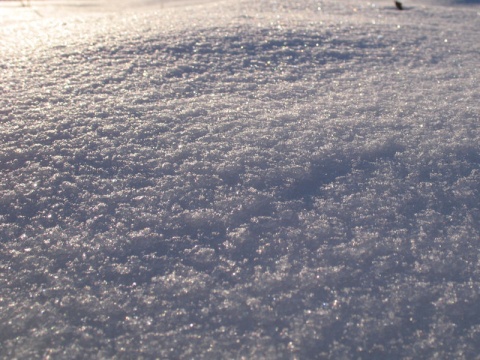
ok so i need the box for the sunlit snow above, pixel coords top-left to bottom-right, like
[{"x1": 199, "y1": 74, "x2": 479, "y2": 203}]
[{"x1": 1, "y1": 0, "x2": 480, "y2": 358}]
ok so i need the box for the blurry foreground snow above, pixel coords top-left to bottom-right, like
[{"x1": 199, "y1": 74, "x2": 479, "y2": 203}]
[{"x1": 1, "y1": 0, "x2": 480, "y2": 358}]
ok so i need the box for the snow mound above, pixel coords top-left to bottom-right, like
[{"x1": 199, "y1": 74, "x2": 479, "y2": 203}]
[{"x1": 1, "y1": 0, "x2": 480, "y2": 358}]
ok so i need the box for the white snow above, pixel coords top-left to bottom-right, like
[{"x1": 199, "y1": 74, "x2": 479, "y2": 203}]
[{"x1": 1, "y1": 0, "x2": 480, "y2": 358}]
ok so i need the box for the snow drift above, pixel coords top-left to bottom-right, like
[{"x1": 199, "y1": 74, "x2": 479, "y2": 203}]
[{"x1": 1, "y1": 0, "x2": 480, "y2": 358}]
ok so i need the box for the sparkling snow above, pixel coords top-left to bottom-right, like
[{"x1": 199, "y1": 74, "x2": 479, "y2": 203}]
[{"x1": 1, "y1": 0, "x2": 480, "y2": 358}]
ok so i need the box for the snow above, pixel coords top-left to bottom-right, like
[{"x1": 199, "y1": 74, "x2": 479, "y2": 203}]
[{"x1": 1, "y1": 0, "x2": 480, "y2": 358}]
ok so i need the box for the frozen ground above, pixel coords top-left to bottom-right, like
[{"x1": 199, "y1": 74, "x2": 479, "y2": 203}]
[{"x1": 1, "y1": 0, "x2": 480, "y2": 358}]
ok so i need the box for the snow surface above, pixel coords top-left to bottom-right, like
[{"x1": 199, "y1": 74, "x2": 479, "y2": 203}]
[{"x1": 1, "y1": 0, "x2": 480, "y2": 358}]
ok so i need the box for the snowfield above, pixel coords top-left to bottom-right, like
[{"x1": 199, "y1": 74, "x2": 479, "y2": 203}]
[{"x1": 1, "y1": 0, "x2": 480, "y2": 358}]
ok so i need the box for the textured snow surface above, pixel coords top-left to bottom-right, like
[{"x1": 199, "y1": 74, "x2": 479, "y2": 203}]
[{"x1": 1, "y1": 0, "x2": 480, "y2": 358}]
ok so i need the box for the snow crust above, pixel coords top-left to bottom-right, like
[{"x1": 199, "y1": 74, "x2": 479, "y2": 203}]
[{"x1": 1, "y1": 0, "x2": 480, "y2": 358}]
